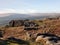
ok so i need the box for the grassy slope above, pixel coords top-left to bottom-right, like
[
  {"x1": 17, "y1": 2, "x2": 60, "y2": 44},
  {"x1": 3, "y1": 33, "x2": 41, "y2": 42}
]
[
  {"x1": 0, "y1": 18, "x2": 60, "y2": 45},
  {"x1": 0, "y1": 19, "x2": 60, "y2": 39}
]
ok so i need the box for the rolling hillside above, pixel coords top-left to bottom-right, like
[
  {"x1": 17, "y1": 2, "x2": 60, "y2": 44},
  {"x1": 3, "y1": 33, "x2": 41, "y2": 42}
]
[
  {"x1": 0, "y1": 13, "x2": 60, "y2": 26},
  {"x1": 0, "y1": 13, "x2": 31, "y2": 26}
]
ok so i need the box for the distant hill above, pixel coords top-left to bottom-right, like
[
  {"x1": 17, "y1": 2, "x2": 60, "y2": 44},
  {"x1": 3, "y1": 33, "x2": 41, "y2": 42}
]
[
  {"x1": 27, "y1": 13, "x2": 60, "y2": 20},
  {"x1": 0, "y1": 13, "x2": 31, "y2": 26},
  {"x1": 0, "y1": 13, "x2": 60, "y2": 26}
]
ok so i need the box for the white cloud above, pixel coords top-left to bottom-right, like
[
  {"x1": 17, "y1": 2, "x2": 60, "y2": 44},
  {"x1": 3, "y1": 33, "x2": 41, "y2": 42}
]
[
  {"x1": 0, "y1": 9, "x2": 39, "y2": 17},
  {"x1": 0, "y1": 9, "x2": 60, "y2": 17},
  {"x1": 0, "y1": 9, "x2": 38, "y2": 14},
  {"x1": 0, "y1": 9, "x2": 16, "y2": 14}
]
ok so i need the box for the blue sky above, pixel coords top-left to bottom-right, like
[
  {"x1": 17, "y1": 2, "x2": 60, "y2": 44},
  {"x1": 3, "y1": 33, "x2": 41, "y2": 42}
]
[{"x1": 0, "y1": 0, "x2": 60, "y2": 16}]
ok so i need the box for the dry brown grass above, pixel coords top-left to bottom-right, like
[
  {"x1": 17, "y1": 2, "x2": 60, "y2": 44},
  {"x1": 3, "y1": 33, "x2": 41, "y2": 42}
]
[{"x1": 0, "y1": 18, "x2": 60, "y2": 45}]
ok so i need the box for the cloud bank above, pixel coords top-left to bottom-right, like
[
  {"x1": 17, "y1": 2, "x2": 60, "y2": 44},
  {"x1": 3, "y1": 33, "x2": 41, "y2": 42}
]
[
  {"x1": 0, "y1": 9, "x2": 38, "y2": 14},
  {"x1": 0, "y1": 9, "x2": 60, "y2": 17},
  {"x1": 0, "y1": 9, "x2": 39, "y2": 17}
]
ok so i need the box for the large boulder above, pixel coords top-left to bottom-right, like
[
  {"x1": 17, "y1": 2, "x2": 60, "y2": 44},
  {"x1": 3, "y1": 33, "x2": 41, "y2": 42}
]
[
  {"x1": 9, "y1": 20, "x2": 24, "y2": 27},
  {"x1": 35, "y1": 33, "x2": 60, "y2": 45},
  {"x1": 0, "y1": 30, "x2": 4, "y2": 37}
]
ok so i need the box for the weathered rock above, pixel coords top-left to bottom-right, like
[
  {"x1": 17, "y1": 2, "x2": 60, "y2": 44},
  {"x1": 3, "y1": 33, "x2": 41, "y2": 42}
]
[
  {"x1": 9, "y1": 20, "x2": 24, "y2": 27},
  {"x1": 0, "y1": 30, "x2": 4, "y2": 37},
  {"x1": 35, "y1": 33, "x2": 60, "y2": 45}
]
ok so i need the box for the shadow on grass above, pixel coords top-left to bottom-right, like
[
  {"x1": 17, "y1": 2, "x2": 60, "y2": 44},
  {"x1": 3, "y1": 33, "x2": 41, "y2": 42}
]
[{"x1": 0, "y1": 37, "x2": 30, "y2": 45}]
